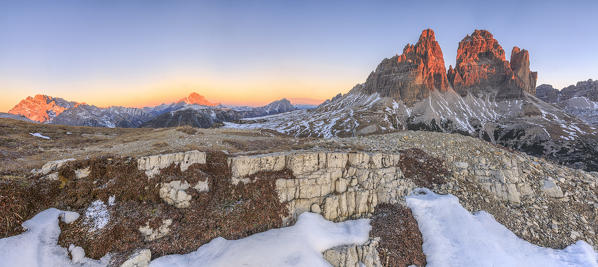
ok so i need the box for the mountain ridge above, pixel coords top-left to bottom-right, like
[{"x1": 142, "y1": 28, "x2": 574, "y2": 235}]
[
  {"x1": 226, "y1": 29, "x2": 598, "y2": 172},
  {"x1": 7, "y1": 92, "x2": 298, "y2": 128}
]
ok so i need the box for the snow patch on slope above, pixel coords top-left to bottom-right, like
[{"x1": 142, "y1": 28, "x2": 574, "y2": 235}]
[
  {"x1": 406, "y1": 188, "x2": 598, "y2": 267},
  {"x1": 83, "y1": 200, "x2": 110, "y2": 232},
  {"x1": 0, "y1": 208, "x2": 109, "y2": 267},
  {"x1": 149, "y1": 212, "x2": 371, "y2": 267},
  {"x1": 29, "y1": 132, "x2": 50, "y2": 139}
]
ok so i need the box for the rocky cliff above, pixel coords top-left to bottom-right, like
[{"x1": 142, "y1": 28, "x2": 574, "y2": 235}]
[
  {"x1": 448, "y1": 30, "x2": 537, "y2": 98},
  {"x1": 8, "y1": 94, "x2": 79, "y2": 122},
  {"x1": 362, "y1": 29, "x2": 449, "y2": 106}
]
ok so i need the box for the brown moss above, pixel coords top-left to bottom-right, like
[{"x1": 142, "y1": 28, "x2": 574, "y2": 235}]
[
  {"x1": 370, "y1": 203, "x2": 426, "y2": 267},
  {"x1": 399, "y1": 148, "x2": 448, "y2": 187},
  {"x1": 0, "y1": 178, "x2": 61, "y2": 237},
  {"x1": 55, "y1": 151, "x2": 290, "y2": 265}
]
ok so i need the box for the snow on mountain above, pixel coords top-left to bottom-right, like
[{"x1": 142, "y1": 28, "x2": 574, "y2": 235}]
[
  {"x1": 8, "y1": 94, "x2": 79, "y2": 123},
  {"x1": 536, "y1": 80, "x2": 598, "y2": 127},
  {"x1": 141, "y1": 98, "x2": 297, "y2": 128},
  {"x1": 51, "y1": 104, "x2": 153, "y2": 128},
  {"x1": 226, "y1": 29, "x2": 598, "y2": 172},
  {"x1": 5, "y1": 92, "x2": 297, "y2": 129},
  {"x1": 0, "y1": 112, "x2": 35, "y2": 122}
]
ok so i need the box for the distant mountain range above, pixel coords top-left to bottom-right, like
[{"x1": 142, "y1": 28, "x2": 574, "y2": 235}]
[
  {"x1": 6, "y1": 92, "x2": 299, "y2": 128},
  {"x1": 227, "y1": 29, "x2": 598, "y2": 172},
  {"x1": 536, "y1": 80, "x2": 598, "y2": 127}
]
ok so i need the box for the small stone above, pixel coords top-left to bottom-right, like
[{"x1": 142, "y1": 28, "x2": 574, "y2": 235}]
[
  {"x1": 120, "y1": 249, "x2": 151, "y2": 267},
  {"x1": 75, "y1": 167, "x2": 91, "y2": 179},
  {"x1": 194, "y1": 180, "x2": 209, "y2": 193},
  {"x1": 541, "y1": 179, "x2": 564, "y2": 198},
  {"x1": 454, "y1": 161, "x2": 469, "y2": 169}
]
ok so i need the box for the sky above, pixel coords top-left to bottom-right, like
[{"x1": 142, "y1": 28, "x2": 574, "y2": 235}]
[{"x1": 1, "y1": 0, "x2": 597, "y2": 112}]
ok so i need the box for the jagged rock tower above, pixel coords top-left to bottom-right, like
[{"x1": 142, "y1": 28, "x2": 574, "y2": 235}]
[
  {"x1": 362, "y1": 29, "x2": 449, "y2": 106},
  {"x1": 447, "y1": 30, "x2": 537, "y2": 99}
]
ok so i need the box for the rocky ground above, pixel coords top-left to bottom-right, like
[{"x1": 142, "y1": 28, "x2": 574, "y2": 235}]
[
  {"x1": 1, "y1": 118, "x2": 597, "y2": 266},
  {"x1": 315, "y1": 131, "x2": 598, "y2": 249}
]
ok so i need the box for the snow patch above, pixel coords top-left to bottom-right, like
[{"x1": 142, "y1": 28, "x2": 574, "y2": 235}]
[
  {"x1": 406, "y1": 188, "x2": 598, "y2": 267},
  {"x1": 0, "y1": 208, "x2": 109, "y2": 267},
  {"x1": 149, "y1": 212, "x2": 371, "y2": 267},
  {"x1": 29, "y1": 132, "x2": 50, "y2": 139},
  {"x1": 84, "y1": 200, "x2": 110, "y2": 232}
]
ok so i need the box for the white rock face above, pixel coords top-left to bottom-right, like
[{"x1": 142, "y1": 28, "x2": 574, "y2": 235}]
[
  {"x1": 229, "y1": 151, "x2": 413, "y2": 222},
  {"x1": 137, "y1": 150, "x2": 206, "y2": 178},
  {"x1": 138, "y1": 219, "x2": 172, "y2": 241},
  {"x1": 32, "y1": 158, "x2": 76, "y2": 180},
  {"x1": 323, "y1": 238, "x2": 382, "y2": 267},
  {"x1": 159, "y1": 181, "x2": 192, "y2": 208},
  {"x1": 194, "y1": 180, "x2": 209, "y2": 193},
  {"x1": 59, "y1": 211, "x2": 80, "y2": 224},
  {"x1": 75, "y1": 167, "x2": 90, "y2": 179},
  {"x1": 120, "y1": 249, "x2": 151, "y2": 267}
]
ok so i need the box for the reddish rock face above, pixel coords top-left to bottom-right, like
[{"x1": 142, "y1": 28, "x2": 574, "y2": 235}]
[
  {"x1": 8, "y1": 95, "x2": 79, "y2": 122},
  {"x1": 448, "y1": 30, "x2": 537, "y2": 99},
  {"x1": 362, "y1": 29, "x2": 449, "y2": 106},
  {"x1": 510, "y1": 47, "x2": 538, "y2": 95},
  {"x1": 178, "y1": 92, "x2": 217, "y2": 106}
]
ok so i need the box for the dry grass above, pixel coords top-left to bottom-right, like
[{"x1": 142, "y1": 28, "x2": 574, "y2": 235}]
[{"x1": 0, "y1": 118, "x2": 316, "y2": 175}]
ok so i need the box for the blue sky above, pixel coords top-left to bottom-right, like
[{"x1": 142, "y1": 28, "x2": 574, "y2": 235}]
[{"x1": 0, "y1": 0, "x2": 597, "y2": 110}]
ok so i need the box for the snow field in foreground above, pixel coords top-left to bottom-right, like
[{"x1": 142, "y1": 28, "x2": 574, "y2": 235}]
[
  {"x1": 406, "y1": 188, "x2": 598, "y2": 267},
  {"x1": 150, "y1": 212, "x2": 371, "y2": 267},
  {"x1": 0, "y1": 208, "x2": 109, "y2": 267}
]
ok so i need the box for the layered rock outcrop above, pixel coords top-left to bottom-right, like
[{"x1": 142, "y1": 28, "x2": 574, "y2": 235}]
[
  {"x1": 137, "y1": 150, "x2": 206, "y2": 178},
  {"x1": 448, "y1": 30, "x2": 537, "y2": 98},
  {"x1": 362, "y1": 29, "x2": 449, "y2": 106},
  {"x1": 229, "y1": 151, "x2": 415, "y2": 222}
]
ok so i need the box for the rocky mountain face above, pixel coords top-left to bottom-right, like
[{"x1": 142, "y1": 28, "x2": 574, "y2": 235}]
[
  {"x1": 7, "y1": 93, "x2": 297, "y2": 128},
  {"x1": 362, "y1": 29, "x2": 449, "y2": 106},
  {"x1": 51, "y1": 105, "x2": 154, "y2": 128},
  {"x1": 536, "y1": 79, "x2": 598, "y2": 126},
  {"x1": 0, "y1": 112, "x2": 34, "y2": 122},
  {"x1": 178, "y1": 92, "x2": 217, "y2": 106},
  {"x1": 8, "y1": 94, "x2": 79, "y2": 122},
  {"x1": 448, "y1": 30, "x2": 537, "y2": 99},
  {"x1": 255, "y1": 98, "x2": 296, "y2": 115},
  {"x1": 536, "y1": 84, "x2": 560, "y2": 103},
  {"x1": 140, "y1": 106, "x2": 242, "y2": 128},
  {"x1": 228, "y1": 29, "x2": 598, "y2": 172},
  {"x1": 141, "y1": 98, "x2": 297, "y2": 128}
]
